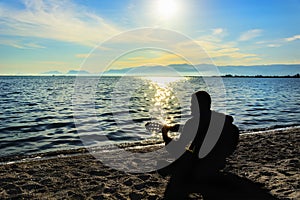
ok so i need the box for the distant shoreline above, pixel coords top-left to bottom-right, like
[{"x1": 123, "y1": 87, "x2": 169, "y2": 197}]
[
  {"x1": 222, "y1": 74, "x2": 300, "y2": 78},
  {"x1": 0, "y1": 74, "x2": 299, "y2": 78}
]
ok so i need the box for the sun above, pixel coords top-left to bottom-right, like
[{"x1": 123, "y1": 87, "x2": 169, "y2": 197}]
[{"x1": 156, "y1": 0, "x2": 178, "y2": 20}]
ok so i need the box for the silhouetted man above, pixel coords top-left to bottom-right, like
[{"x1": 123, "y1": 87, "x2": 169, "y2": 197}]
[{"x1": 160, "y1": 91, "x2": 239, "y2": 199}]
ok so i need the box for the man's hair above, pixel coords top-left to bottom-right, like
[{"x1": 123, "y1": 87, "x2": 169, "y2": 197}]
[{"x1": 192, "y1": 91, "x2": 211, "y2": 109}]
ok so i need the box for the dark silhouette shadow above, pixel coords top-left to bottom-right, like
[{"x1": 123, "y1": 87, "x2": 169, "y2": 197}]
[
  {"x1": 157, "y1": 91, "x2": 278, "y2": 199},
  {"x1": 164, "y1": 171, "x2": 279, "y2": 200}
]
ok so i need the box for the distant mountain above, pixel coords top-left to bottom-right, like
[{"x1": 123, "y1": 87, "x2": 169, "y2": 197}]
[
  {"x1": 102, "y1": 64, "x2": 210, "y2": 76},
  {"x1": 67, "y1": 70, "x2": 90, "y2": 75},
  {"x1": 218, "y1": 64, "x2": 300, "y2": 76},
  {"x1": 41, "y1": 70, "x2": 91, "y2": 75},
  {"x1": 41, "y1": 70, "x2": 63, "y2": 75},
  {"x1": 40, "y1": 64, "x2": 300, "y2": 76},
  {"x1": 103, "y1": 64, "x2": 300, "y2": 76}
]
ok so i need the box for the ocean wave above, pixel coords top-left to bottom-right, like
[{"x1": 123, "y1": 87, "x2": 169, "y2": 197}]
[{"x1": 1, "y1": 125, "x2": 299, "y2": 166}]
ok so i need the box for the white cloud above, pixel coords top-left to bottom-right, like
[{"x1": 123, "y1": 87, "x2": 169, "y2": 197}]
[
  {"x1": 194, "y1": 38, "x2": 257, "y2": 59},
  {"x1": 0, "y1": 0, "x2": 121, "y2": 47},
  {"x1": 212, "y1": 28, "x2": 224, "y2": 35},
  {"x1": 285, "y1": 35, "x2": 300, "y2": 42},
  {"x1": 168, "y1": 34, "x2": 261, "y2": 66},
  {"x1": 75, "y1": 53, "x2": 91, "y2": 58},
  {"x1": 0, "y1": 39, "x2": 45, "y2": 49},
  {"x1": 239, "y1": 29, "x2": 263, "y2": 41},
  {"x1": 267, "y1": 44, "x2": 281, "y2": 48},
  {"x1": 256, "y1": 40, "x2": 283, "y2": 48}
]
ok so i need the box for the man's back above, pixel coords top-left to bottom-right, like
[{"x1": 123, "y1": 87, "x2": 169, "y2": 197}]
[{"x1": 181, "y1": 111, "x2": 239, "y2": 169}]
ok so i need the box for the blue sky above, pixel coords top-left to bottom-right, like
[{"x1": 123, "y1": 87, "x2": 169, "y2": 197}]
[{"x1": 0, "y1": 0, "x2": 299, "y2": 74}]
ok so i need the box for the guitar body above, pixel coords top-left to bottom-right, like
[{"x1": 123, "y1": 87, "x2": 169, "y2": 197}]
[{"x1": 145, "y1": 122, "x2": 164, "y2": 133}]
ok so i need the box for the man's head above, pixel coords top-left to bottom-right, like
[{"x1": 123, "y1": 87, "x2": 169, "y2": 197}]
[{"x1": 191, "y1": 91, "x2": 211, "y2": 115}]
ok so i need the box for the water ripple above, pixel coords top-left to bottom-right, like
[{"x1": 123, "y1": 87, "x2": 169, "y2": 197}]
[{"x1": 0, "y1": 76, "x2": 299, "y2": 157}]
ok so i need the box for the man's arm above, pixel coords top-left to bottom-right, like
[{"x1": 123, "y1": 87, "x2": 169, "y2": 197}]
[
  {"x1": 161, "y1": 124, "x2": 181, "y2": 145},
  {"x1": 169, "y1": 124, "x2": 181, "y2": 132}
]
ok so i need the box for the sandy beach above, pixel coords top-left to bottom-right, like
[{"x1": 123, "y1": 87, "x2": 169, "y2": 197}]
[{"x1": 0, "y1": 127, "x2": 299, "y2": 199}]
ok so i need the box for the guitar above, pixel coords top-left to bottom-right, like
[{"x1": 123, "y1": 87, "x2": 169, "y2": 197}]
[{"x1": 145, "y1": 122, "x2": 164, "y2": 133}]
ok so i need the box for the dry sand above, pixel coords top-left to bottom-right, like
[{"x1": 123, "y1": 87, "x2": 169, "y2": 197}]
[{"x1": 0, "y1": 127, "x2": 299, "y2": 199}]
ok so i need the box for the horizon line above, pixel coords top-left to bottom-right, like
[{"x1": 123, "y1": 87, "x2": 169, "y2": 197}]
[{"x1": 2, "y1": 63, "x2": 300, "y2": 76}]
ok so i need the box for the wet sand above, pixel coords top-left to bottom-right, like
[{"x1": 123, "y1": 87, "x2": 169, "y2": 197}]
[{"x1": 0, "y1": 127, "x2": 299, "y2": 199}]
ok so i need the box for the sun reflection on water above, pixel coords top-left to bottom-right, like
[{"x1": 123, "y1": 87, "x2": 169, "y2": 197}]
[
  {"x1": 145, "y1": 76, "x2": 185, "y2": 88},
  {"x1": 143, "y1": 76, "x2": 185, "y2": 125}
]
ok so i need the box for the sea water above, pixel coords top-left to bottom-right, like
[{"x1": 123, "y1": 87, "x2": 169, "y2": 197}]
[{"x1": 0, "y1": 76, "x2": 299, "y2": 157}]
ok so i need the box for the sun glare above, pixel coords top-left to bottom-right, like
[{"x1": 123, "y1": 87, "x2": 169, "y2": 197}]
[
  {"x1": 145, "y1": 76, "x2": 184, "y2": 88},
  {"x1": 156, "y1": 0, "x2": 178, "y2": 20},
  {"x1": 143, "y1": 76, "x2": 184, "y2": 124}
]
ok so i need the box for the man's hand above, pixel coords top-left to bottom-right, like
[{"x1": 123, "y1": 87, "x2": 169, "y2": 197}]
[
  {"x1": 162, "y1": 124, "x2": 170, "y2": 135},
  {"x1": 162, "y1": 125, "x2": 172, "y2": 145}
]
